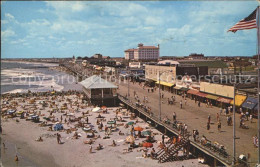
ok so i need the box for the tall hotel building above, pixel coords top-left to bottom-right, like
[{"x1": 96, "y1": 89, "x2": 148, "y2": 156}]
[{"x1": 124, "y1": 43, "x2": 160, "y2": 61}]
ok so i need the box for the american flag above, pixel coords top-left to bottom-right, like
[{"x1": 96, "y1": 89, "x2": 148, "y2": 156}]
[{"x1": 228, "y1": 8, "x2": 258, "y2": 33}]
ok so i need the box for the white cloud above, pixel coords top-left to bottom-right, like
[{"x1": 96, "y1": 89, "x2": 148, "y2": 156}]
[
  {"x1": 1, "y1": 29, "x2": 15, "y2": 38},
  {"x1": 144, "y1": 16, "x2": 162, "y2": 26},
  {"x1": 5, "y1": 13, "x2": 15, "y2": 20},
  {"x1": 10, "y1": 38, "x2": 26, "y2": 44}
]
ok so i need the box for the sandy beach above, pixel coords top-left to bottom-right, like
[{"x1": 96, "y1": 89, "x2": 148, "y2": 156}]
[{"x1": 1, "y1": 92, "x2": 208, "y2": 167}]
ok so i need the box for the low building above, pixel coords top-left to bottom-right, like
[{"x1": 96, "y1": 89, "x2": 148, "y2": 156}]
[
  {"x1": 129, "y1": 62, "x2": 142, "y2": 68},
  {"x1": 178, "y1": 60, "x2": 228, "y2": 75},
  {"x1": 145, "y1": 64, "x2": 208, "y2": 92},
  {"x1": 80, "y1": 75, "x2": 118, "y2": 106},
  {"x1": 188, "y1": 53, "x2": 204, "y2": 60},
  {"x1": 93, "y1": 54, "x2": 103, "y2": 59}
]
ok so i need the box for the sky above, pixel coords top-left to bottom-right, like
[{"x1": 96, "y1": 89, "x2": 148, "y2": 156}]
[{"x1": 1, "y1": 1, "x2": 259, "y2": 58}]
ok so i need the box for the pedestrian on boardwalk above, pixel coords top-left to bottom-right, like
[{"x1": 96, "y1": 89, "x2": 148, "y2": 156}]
[
  {"x1": 162, "y1": 134, "x2": 165, "y2": 144},
  {"x1": 217, "y1": 121, "x2": 221, "y2": 132},
  {"x1": 180, "y1": 100, "x2": 183, "y2": 109},
  {"x1": 219, "y1": 108, "x2": 223, "y2": 115},
  {"x1": 207, "y1": 122, "x2": 210, "y2": 130},
  {"x1": 245, "y1": 111, "x2": 249, "y2": 121},
  {"x1": 250, "y1": 114, "x2": 253, "y2": 123},
  {"x1": 208, "y1": 114, "x2": 211, "y2": 124},
  {"x1": 185, "y1": 99, "x2": 187, "y2": 105},
  {"x1": 198, "y1": 101, "x2": 200, "y2": 107},
  {"x1": 173, "y1": 112, "x2": 176, "y2": 121},
  {"x1": 216, "y1": 113, "x2": 219, "y2": 122}
]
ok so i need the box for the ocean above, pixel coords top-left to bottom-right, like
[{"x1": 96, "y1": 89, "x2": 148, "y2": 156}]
[{"x1": 1, "y1": 61, "x2": 82, "y2": 94}]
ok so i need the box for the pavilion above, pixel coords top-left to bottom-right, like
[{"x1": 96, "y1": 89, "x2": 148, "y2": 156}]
[{"x1": 80, "y1": 75, "x2": 118, "y2": 106}]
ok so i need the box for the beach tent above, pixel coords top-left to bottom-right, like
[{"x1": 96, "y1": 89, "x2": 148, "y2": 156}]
[
  {"x1": 92, "y1": 107, "x2": 101, "y2": 113},
  {"x1": 54, "y1": 123, "x2": 64, "y2": 131}
]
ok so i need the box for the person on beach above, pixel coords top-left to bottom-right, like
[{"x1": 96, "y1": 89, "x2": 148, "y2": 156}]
[
  {"x1": 112, "y1": 140, "x2": 117, "y2": 147},
  {"x1": 15, "y1": 155, "x2": 19, "y2": 161},
  {"x1": 89, "y1": 144, "x2": 92, "y2": 153}
]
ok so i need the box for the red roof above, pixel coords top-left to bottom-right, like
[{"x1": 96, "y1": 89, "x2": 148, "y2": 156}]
[
  {"x1": 196, "y1": 92, "x2": 208, "y2": 97},
  {"x1": 124, "y1": 49, "x2": 137, "y2": 52},
  {"x1": 216, "y1": 97, "x2": 233, "y2": 103},
  {"x1": 187, "y1": 89, "x2": 199, "y2": 95},
  {"x1": 139, "y1": 46, "x2": 159, "y2": 49}
]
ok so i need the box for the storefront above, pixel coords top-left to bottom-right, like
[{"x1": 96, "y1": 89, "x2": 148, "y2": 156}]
[
  {"x1": 242, "y1": 97, "x2": 258, "y2": 114},
  {"x1": 155, "y1": 81, "x2": 174, "y2": 92},
  {"x1": 173, "y1": 86, "x2": 182, "y2": 95},
  {"x1": 205, "y1": 94, "x2": 219, "y2": 106},
  {"x1": 195, "y1": 92, "x2": 208, "y2": 103},
  {"x1": 216, "y1": 97, "x2": 233, "y2": 108},
  {"x1": 187, "y1": 89, "x2": 199, "y2": 100}
]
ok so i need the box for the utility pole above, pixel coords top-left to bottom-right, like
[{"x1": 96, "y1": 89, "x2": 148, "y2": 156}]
[
  {"x1": 159, "y1": 72, "x2": 161, "y2": 121},
  {"x1": 232, "y1": 82, "x2": 236, "y2": 166}
]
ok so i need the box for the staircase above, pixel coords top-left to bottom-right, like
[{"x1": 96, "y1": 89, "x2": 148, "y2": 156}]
[{"x1": 156, "y1": 137, "x2": 190, "y2": 163}]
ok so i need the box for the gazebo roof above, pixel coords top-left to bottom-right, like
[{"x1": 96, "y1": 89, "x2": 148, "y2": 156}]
[{"x1": 80, "y1": 75, "x2": 118, "y2": 89}]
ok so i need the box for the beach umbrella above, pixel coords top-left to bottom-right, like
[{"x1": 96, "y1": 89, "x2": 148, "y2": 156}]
[
  {"x1": 125, "y1": 135, "x2": 135, "y2": 143},
  {"x1": 92, "y1": 107, "x2": 101, "y2": 113},
  {"x1": 127, "y1": 121, "x2": 134, "y2": 125},
  {"x1": 7, "y1": 109, "x2": 16, "y2": 115},
  {"x1": 101, "y1": 106, "x2": 107, "y2": 109},
  {"x1": 107, "y1": 120, "x2": 116, "y2": 125},
  {"x1": 142, "y1": 142, "x2": 153, "y2": 148},
  {"x1": 134, "y1": 126, "x2": 143, "y2": 131},
  {"x1": 142, "y1": 130, "x2": 151, "y2": 136}
]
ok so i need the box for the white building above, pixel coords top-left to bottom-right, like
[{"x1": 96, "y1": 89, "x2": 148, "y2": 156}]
[{"x1": 125, "y1": 43, "x2": 159, "y2": 61}]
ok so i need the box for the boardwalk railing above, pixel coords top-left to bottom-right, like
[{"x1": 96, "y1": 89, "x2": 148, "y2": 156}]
[{"x1": 118, "y1": 94, "x2": 232, "y2": 166}]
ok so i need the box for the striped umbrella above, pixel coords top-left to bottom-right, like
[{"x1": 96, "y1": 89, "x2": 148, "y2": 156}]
[
  {"x1": 125, "y1": 135, "x2": 135, "y2": 143},
  {"x1": 143, "y1": 142, "x2": 153, "y2": 148},
  {"x1": 142, "y1": 130, "x2": 151, "y2": 137},
  {"x1": 134, "y1": 126, "x2": 143, "y2": 131}
]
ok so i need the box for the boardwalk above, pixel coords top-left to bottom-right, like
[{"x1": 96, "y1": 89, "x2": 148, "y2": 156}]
[{"x1": 117, "y1": 81, "x2": 258, "y2": 165}]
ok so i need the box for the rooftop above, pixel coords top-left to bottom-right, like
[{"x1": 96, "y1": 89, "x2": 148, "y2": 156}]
[{"x1": 80, "y1": 75, "x2": 118, "y2": 89}]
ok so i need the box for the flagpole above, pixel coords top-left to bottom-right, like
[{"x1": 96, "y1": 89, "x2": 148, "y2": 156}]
[{"x1": 257, "y1": 5, "x2": 260, "y2": 165}]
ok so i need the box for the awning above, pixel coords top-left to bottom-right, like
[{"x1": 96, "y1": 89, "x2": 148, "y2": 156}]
[
  {"x1": 206, "y1": 94, "x2": 219, "y2": 100},
  {"x1": 155, "y1": 81, "x2": 174, "y2": 87},
  {"x1": 217, "y1": 97, "x2": 233, "y2": 104},
  {"x1": 230, "y1": 95, "x2": 247, "y2": 107},
  {"x1": 196, "y1": 92, "x2": 208, "y2": 98},
  {"x1": 174, "y1": 86, "x2": 182, "y2": 90},
  {"x1": 180, "y1": 87, "x2": 189, "y2": 91},
  {"x1": 242, "y1": 97, "x2": 258, "y2": 110},
  {"x1": 187, "y1": 89, "x2": 199, "y2": 95}
]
